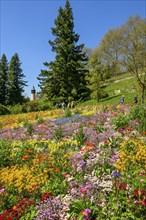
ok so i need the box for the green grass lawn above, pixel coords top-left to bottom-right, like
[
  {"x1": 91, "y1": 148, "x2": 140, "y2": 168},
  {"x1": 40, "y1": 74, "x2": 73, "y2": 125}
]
[{"x1": 79, "y1": 73, "x2": 145, "y2": 107}]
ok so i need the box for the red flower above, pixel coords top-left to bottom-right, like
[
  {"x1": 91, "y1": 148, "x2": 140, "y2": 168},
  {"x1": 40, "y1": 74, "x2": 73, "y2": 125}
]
[
  {"x1": 41, "y1": 191, "x2": 52, "y2": 202},
  {"x1": 104, "y1": 141, "x2": 109, "y2": 145}
]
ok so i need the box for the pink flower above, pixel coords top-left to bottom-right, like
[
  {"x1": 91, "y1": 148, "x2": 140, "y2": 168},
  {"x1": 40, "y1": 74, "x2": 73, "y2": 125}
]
[{"x1": 85, "y1": 185, "x2": 92, "y2": 190}]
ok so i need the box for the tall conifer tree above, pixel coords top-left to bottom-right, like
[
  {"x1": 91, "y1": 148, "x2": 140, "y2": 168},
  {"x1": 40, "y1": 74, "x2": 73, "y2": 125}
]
[
  {"x1": 38, "y1": 0, "x2": 89, "y2": 103},
  {"x1": 6, "y1": 53, "x2": 27, "y2": 105},
  {"x1": 0, "y1": 54, "x2": 8, "y2": 105}
]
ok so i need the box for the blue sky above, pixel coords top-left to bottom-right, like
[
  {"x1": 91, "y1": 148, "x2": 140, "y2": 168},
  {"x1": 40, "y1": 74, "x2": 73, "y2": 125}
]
[{"x1": 1, "y1": 0, "x2": 145, "y2": 98}]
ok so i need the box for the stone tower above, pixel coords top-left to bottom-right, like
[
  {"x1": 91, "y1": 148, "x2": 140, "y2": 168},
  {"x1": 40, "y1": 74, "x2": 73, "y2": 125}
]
[{"x1": 31, "y1": 86, "x2": 36, "y2": 101}]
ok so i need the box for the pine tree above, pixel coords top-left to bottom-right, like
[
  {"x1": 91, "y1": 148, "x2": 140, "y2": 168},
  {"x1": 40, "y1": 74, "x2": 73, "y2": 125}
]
[
  {"x1": 38, "y1": 0, "x2": 89, "y2": 103},
  {"x1": 6, "y1": 53, "x2": 27, "y2": 105},
  {"x1": 0, "y1": 54, "x2": 8, "y2": 105}
]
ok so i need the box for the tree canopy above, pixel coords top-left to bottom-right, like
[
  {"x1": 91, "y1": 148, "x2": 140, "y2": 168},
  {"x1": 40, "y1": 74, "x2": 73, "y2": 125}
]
[
  {"x1": 0, "y1": 54, "x2": 8, "y2": 105},
  {"x1": 38, "y1": 0, "x2": 90, "y2": 103},
  {"x1": 0, "y1": 53, "x2": 28, "y2": 106},
  {"x1": 91, "y1": 15, "x2": 146, "y2": 103}
]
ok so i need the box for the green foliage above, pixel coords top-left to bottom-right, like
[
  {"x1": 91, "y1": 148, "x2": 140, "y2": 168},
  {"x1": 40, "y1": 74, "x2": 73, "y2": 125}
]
[
  {"x1": 92, "y1": 15, "x2": 146, "y2": 103},
  {"x1": 112, "y1": 113, "x2": 129, "y2": 130},
  {"x1": 17, "y1": 117, "x2": 28, "y2": 125},
  {"x1": 54, "y1": 124, "x2": 64, "y2": 141},
  {"x1": 73, "y1": 123, "x2": 86, "y2": 145},
  {"x1": 6, "y1": 53, "x2": 27, "y2": 105},
  {"x1": 69, "y1": 199, "x2": 98, "y2": 220},
  {"x1": 0, "y1": 141, "x2": 12, "y2": 168},
  {"x1": 9, "y1": 104, "x2": 23, "y2": 114},
  {"x1": 130, "y1": 105, "x2": 146, "y2": 132},
  {"x1": 26, "y1": 123, "x2": 33, "y2": 136},
  {"x1": 38, "y1": 0, "x2": 89, "y2": 103},
  {"x1": 37, "y1": 99, "x2": 54, "y2": 111},
  {"x1": 0, "y1": 104, "x2": 10, "y2": 115},
  {"x1": 87, "y1": 55, "x2": 105, "y2": 101},
  {"x1": 37, "y1": 118, "x2": 44, "y2": 124},
  {"x1": 0, "y1": 54, "x2": 8, "y2": 105},
  {"x1": 64, "y1": 107, "x2": 72, "y2": 117},
  {"x1": 24, "y1": 100, "x2": 39, "y2": 112},
  {"x1": 19, "y1": 206, "x2": 36, "y2": 220},
  {"x1": 23, "y1": 100, "x2": 54, "y2": 113}
]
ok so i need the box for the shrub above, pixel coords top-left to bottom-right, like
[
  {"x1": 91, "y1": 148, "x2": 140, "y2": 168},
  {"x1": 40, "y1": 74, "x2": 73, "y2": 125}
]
[
  {"x1": 130, "y1": 105, "x2": 146, "y2": 132},
  {"x1": 24, "y1": 101, "x2": 39, "y2": 112},
  {"x1": 0, "y1": 104, "x2": 10, "y2": 115},
  {"x1": 37, "y1": 99, "x2": 54, "y2": 111},
  {"x1": 112, "y1": 112, "x2": 129, "y2": 130},
  {"x1": 9, "y1": 104, "x2": 23, "y2": 114},
  {"x1": 64, "y1": 107, "x2": 72, "y2": 117},
  {"x1": 22, "y1": 100, "x2": 54, "y2": 113}
]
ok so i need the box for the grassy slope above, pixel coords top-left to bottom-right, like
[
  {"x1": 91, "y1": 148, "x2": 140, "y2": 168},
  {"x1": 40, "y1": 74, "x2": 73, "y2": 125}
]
[{"x1": 79, "y1": 72, "x2": 142, "y2": 107}]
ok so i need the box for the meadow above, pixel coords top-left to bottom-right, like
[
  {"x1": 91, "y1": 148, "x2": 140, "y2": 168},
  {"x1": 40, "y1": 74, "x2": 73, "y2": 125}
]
[{"x1": 0, "y1": 103, "x2": 146, "y2": 220}]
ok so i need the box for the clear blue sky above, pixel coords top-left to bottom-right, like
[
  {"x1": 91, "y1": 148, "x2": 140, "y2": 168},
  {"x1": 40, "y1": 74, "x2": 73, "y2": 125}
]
[{"x1": 0, "y1": 0, "x2": 145, "y2": 98}]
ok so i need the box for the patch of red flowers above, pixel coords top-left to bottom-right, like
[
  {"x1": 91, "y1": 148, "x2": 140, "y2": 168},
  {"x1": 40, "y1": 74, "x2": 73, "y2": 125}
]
[
  {"x1": 133, "y1": 188, "x2": 146, "y2": 206},
  {"x1": 114, "y1": 181, "x2": 127, "y2": 192},
  {"x1": 0, "y1": 198, "x2": 34, "y2": 220},
  {"x1": 41, "y1": 191, "x2": 52, "y2": 202}
]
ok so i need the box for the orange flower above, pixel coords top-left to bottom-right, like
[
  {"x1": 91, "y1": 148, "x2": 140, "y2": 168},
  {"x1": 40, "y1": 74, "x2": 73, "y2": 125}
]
[
  {"x1": 142, "y1": 131, "x2": 146, "y2": 135},
  {"x1": 55, "y1": 168, "x2": 60, "y2": 173},
  {"x1": 80, "y1": 143, "x2": 94, "y2": 153},
  {"x1": 21, "y1": 154, "x2": 28, "y2": 161},
  {"x1": 126, "y1": 127, "x2": 133, "y2": 131},
  {"x1": 25, "y1": 149, "x2": 32, "y2": 153},
  {"x1": 12, "y1": 206, "x2": 17, "y2": 210}
]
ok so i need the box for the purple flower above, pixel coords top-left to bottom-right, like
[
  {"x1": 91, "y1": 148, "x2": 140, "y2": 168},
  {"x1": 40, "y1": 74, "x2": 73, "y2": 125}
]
[
  {"x1": 85, "y1": 208, "x2": 91, "y2": 214},
  {"x1": 111, "y1": 171, "x2": 121, "y2": 177},
  {"x1": 79, "y1": 160, "x2": 86, "y2": 167},
  {"x1": 70, "y1": 181, "x2": 77, "y2": 187},
  {"x1": 112, "y1": 154, "x2": 119, "y2": 159}
]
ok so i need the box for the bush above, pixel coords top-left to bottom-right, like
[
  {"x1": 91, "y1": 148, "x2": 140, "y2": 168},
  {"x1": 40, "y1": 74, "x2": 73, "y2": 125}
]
[
  {"x1": 22, "y1": 99, "x2": 54, "y2": 113},
  {"x1": 24, "y1": 101, "x2": 39, "y2": 112},
  {"x1": 9, "y1": 104, "x2": 23, "y2": 114},
  {"x1": 64, "y1": 107, "x2": 72, "y2": 117},
  {"x1": 0, "y1": 104, "x2": 10, "y2": 115},
  {"x1": 130, "y1": 105, "x2": 146, "y2": 132},
  {"x1": 37, "y1": 100, "x2": 54, "y2": 111}
]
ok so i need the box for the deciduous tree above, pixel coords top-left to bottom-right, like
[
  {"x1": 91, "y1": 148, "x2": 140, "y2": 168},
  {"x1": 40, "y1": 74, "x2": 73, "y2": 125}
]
[
  {"x1": 119, "y1": 15, "x2": 146, "y2": 103},
  {"x1": 87, "y1": 54, "x2": 105, "y2": 101}
]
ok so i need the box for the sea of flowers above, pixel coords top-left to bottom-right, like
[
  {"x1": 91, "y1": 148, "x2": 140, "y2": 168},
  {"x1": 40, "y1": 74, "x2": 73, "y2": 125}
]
[{"x1": 0, "y1": 104, "x2": 146, "y2": 220}]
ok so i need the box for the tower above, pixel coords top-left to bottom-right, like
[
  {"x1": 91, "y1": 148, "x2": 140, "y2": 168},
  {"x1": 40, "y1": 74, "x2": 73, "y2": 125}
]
[{"x1": 31, "y1": 86, "x2": 36, "y2": 101}]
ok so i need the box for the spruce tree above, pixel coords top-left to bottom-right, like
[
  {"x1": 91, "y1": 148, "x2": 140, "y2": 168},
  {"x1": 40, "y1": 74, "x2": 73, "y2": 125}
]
[
  {"x1": 6, "y1": 53, "x2": 27, "y2": 105},
  {"x1": 38, "y1": 0, "x2": 89, "y2": 103},
  {"x1": 0, "y1": 54, "x2": 8, "y2": 105}
]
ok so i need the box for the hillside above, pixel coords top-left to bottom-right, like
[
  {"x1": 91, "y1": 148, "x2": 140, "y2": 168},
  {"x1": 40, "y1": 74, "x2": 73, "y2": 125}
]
[{"x1": 80, "y1": 72, "x2": 143, "y2": 107}]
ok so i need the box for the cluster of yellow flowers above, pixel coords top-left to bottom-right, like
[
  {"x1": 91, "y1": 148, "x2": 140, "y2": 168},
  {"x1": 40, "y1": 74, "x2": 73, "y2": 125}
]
[
  {"x1": 0, "y1": 138, "x2": 79, "y2": 197},
  {"x1": 47, "y1": 138, "x2": 78, "y2": 154},
  {"x1": 0, "y1": 109, "x2": 64, "y2": 129},
  {"x1": 115, "y1": 138, "x2": 146, "y2": 171},
  {"x1": 0, "y1": 164, "x2": 48, "y2": 193}
]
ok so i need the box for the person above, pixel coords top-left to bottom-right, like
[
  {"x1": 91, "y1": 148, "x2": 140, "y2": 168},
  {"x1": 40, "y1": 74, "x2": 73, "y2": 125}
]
[
  {"x1": 67, "y1": 102, "x2": 71, "y2": 108},
  {"x1": 55, "y1": 103, "x2": 59, "y2": 109},
  {"x1": 71, "y1": 101, "x2": 74, "y2": 108},
  {"x1": 134, "y1": 95, "x2": 138, "y2": 104},
  {"x1": 62, "y1": 101, "x2": 66, "y2": 110},
  {"x1": 119, "y1": 95, "x2": 124, "y2": 105}
]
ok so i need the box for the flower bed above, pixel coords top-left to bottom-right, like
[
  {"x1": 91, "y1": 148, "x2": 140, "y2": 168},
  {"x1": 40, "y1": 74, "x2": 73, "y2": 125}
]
[{"x1": 0, "y1": 105, "x2": 146, "y2": 219}]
